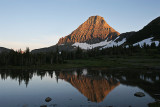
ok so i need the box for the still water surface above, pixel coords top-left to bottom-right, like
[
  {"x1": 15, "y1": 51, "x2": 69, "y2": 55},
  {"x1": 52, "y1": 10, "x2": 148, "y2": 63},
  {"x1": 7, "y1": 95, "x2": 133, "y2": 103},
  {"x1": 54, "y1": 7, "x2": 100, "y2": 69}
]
[{"x1": 0, "y1": 68, "x2": 159, "y2": 107}]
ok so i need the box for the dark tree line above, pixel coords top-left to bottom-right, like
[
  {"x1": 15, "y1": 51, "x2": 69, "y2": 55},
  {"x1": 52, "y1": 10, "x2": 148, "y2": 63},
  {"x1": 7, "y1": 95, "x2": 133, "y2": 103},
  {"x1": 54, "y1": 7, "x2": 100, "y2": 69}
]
[{"x1": 0, "y1": 43, "x2": 160, "y2": 66}]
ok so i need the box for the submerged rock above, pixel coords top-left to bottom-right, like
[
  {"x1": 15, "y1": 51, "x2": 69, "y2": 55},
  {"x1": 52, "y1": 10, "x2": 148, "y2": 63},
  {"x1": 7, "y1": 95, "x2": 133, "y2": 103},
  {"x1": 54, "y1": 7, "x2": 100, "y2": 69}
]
[
  {"x1": 45, "y1": 97, "x2": 52, "y2": 102},
  {"x1": 134, "y1": 92, "x2": 145, "y2": 97},
  {"x1": 40, "y1": 105, "x2": 47, "y2": 107},
  {"x1": 22, "y1": 104, "x2": 28, "y2": 107}
]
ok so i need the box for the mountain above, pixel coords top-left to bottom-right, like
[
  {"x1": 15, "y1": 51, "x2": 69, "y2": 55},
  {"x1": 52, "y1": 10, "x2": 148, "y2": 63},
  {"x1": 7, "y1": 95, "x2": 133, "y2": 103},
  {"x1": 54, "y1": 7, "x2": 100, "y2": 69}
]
[
  {"x1": 58, "y1": 15, "x2": 120, "y2": 45},
  {"x1": 32, "y1": 15, "x2": 120, "y2": 53},
  {"x1": 32, "y1": 16, "x2": 160, "y2": 53},
  {"x1": 0, "y1": 47, "x2": 10, "y2": 53}
]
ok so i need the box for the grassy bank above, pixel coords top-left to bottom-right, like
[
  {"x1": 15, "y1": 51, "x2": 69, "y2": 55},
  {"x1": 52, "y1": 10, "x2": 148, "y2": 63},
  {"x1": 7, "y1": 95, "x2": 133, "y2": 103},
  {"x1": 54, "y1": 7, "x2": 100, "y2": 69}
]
[{"x1": 1, "y1": 55, "x2": 160, "y2": 70}]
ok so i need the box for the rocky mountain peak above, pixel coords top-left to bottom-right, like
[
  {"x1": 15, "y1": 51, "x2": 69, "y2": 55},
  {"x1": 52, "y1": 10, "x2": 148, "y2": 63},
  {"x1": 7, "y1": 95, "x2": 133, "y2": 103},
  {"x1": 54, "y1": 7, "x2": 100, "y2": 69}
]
[
  {"x1": 87, "y1": 15, "x2": 105, "y2": 24},
  {"x1": 58, "y1": 15, "x2": 120, "y2": 45}
]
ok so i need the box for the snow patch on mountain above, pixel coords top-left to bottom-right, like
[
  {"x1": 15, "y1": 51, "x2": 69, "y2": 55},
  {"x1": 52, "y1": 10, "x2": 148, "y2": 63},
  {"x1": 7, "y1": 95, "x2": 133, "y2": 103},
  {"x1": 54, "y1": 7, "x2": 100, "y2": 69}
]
[
  {"x1": 72, "y1": 39, "x2": 112, "y2": 50},
  {"x1": 133, "y1": 37, "x2": 159, "y2": 47},
  {"x1": 72, "y1": 36, "x2": 127, "y2": 50},
  {"x1": 72, "y1": 36, "x2": 159, "y2": 50},
  {"x1": 102, "y1": 37, "x2": 126, "y2": 48}
]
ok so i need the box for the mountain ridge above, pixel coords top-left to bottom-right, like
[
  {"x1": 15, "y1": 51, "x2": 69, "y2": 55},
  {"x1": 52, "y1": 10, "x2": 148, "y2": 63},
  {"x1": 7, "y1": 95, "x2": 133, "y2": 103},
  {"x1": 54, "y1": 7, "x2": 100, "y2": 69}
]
[{"x1": 126, "y1": 16, "x2": 160, "y2": 44}]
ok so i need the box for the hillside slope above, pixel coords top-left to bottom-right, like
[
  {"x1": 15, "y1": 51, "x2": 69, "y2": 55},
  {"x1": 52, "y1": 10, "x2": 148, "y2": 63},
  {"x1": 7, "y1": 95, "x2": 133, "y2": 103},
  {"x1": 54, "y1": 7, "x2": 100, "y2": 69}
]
[
  {"x1": 126, "y1": 16, "x2": 160, "y2": 44},
  {"x1": 0, "y1": 47, "x2": 10, "y2": 53}
]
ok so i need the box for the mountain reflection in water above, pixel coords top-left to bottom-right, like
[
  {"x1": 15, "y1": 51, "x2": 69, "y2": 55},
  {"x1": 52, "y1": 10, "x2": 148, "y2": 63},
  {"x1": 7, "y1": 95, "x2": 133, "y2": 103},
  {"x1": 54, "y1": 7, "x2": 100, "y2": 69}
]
[{"x1": 58, "y1": 71, "x2": 120, "y2": 102}]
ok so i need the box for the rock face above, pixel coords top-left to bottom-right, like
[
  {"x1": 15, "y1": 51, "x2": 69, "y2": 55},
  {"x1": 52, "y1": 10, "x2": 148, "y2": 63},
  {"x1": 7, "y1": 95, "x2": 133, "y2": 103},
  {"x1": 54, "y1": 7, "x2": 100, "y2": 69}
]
[{"x1": 58, "y1": 15, "x2": 120, "y2": 45}]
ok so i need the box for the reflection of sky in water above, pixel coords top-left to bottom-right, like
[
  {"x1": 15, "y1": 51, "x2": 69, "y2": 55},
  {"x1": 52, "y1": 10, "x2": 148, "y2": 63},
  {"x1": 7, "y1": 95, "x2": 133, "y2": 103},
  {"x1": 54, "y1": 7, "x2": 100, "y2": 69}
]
[{"x1": 0, "y1": 71, "x2": 156, "y2": 107}]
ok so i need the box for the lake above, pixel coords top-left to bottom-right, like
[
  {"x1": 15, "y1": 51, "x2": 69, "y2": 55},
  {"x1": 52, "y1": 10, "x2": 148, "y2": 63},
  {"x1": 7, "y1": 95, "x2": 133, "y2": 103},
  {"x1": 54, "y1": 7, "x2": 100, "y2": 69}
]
[{"x1": 0, "y1": 68, "x2": 159, "y2": 107}]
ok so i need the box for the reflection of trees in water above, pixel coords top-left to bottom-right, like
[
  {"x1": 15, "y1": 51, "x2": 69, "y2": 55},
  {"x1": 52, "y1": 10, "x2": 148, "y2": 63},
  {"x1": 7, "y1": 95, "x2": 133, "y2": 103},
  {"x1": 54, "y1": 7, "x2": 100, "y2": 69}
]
[
  {"x1": 0, "y1": 70, "x2": 32, "y2": 87},
  {"x1": 0, "y1": 69, "x2": 159, "y2": 99},
  {"x1": 0, "y1": 70, "x2": 54, "y2": 87}
]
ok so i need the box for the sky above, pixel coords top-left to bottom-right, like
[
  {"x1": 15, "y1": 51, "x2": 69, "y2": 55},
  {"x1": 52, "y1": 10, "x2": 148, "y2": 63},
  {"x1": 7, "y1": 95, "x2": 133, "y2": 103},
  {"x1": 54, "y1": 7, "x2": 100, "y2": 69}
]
[{"x1": 0, "y1": 0, "x2": 159, "y2": 50}]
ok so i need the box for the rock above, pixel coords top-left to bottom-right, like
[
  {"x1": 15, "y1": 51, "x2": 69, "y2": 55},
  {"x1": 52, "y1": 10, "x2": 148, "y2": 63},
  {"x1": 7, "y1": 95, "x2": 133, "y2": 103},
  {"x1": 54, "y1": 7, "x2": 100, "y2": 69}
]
[
  {"x1": 40, "y1": 105, "x2": 47, "y2": 107},
  {"x1": 45, "y1": 97, "x2": 52, "y2": 102},
  {"x1": 134, "y1": 92, "x2": 145, "y2": 97}
]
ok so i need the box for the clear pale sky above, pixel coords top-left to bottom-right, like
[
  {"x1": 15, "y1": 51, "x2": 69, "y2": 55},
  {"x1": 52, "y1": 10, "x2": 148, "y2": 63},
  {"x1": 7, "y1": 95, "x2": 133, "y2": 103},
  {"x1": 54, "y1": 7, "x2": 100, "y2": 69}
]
[{"x1": 0, "y1": 0, "x2": 159, "y2": 50}]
